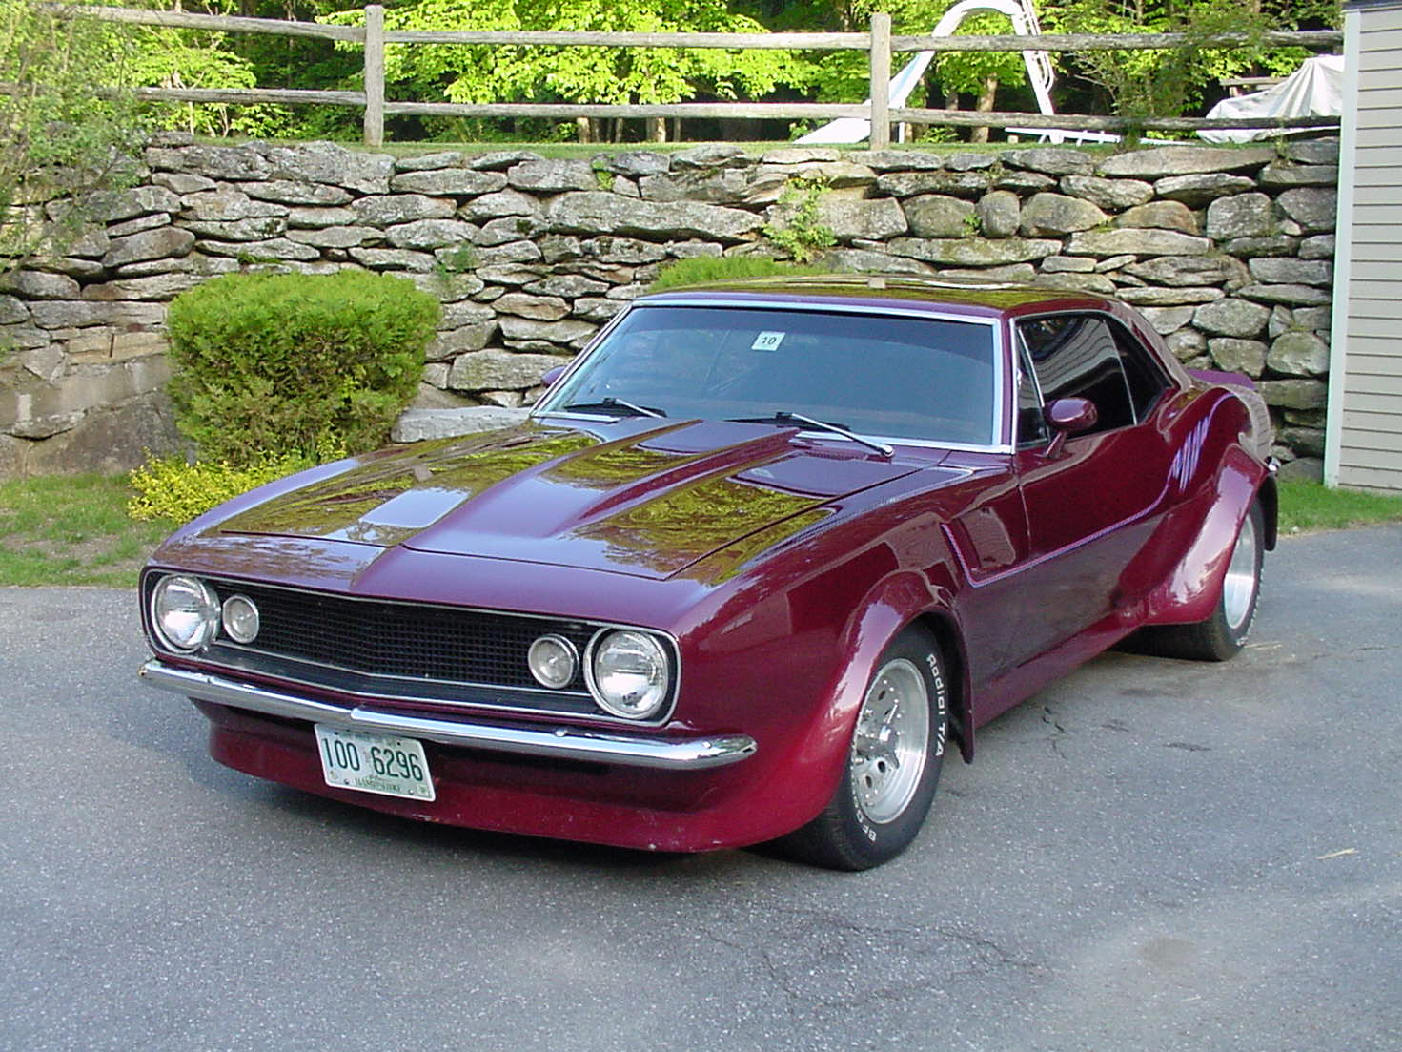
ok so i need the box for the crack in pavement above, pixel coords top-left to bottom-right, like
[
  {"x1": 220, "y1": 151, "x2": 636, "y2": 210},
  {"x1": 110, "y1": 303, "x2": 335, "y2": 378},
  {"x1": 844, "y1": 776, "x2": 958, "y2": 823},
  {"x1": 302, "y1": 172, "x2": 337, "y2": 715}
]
[
  {"x1": 697, "y1": 906, "x2": 1041, "y2": 1017},
  {"x1": 1042, "y1": 705, "x2": 1069, "y2": 759}
]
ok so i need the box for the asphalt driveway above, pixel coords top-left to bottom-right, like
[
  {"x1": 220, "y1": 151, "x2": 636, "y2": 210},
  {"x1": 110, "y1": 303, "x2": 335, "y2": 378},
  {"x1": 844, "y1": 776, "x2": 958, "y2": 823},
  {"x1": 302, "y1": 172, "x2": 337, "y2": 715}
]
[{"x1": 2, "y1": 525, "x2": 1398, "y2": 1051}]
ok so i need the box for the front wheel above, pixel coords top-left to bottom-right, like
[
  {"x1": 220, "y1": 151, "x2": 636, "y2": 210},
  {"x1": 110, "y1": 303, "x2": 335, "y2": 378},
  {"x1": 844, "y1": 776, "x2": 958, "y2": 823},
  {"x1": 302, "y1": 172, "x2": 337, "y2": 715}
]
[
  {"x1": 1136, "y1": 500, "x2": 1265, "y2": 662},
  {"x1": 774, "y1": 627, "x2": 949, "y2": 871}
]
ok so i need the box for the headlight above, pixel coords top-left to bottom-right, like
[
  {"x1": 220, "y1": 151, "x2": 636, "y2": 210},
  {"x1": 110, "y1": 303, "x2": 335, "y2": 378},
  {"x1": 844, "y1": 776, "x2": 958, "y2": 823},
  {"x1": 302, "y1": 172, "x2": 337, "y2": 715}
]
[
  {"x1": 527, "y1": 634, "x2": 578, "y2": 689},
  {"x1": 586, "y1": 630, "x2": 670, "y2": 720},
  {"x1": 151, "y1": 575, "x2": 219, "y2": 652},
  {"x1": 221, "y1": 594, "x2": 260, "y2": 645}
]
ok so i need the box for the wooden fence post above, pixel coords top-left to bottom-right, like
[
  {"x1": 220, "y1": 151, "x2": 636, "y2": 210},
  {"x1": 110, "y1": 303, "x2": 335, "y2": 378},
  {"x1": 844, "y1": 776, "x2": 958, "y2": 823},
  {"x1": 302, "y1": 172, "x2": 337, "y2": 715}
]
[
  {"x1": 363, "y1": 4, "x2": 385, "y2": 147},
  {"x1": 869, "y1": 11, "x2": 891, "y2": 150}
]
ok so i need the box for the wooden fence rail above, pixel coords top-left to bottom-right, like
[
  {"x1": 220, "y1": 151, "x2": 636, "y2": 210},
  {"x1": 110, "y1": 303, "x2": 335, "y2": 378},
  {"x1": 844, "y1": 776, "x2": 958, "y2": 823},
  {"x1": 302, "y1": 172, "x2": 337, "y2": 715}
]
[{"x1": 43, "y1": 4, "x2": 1344, "y2": 150}]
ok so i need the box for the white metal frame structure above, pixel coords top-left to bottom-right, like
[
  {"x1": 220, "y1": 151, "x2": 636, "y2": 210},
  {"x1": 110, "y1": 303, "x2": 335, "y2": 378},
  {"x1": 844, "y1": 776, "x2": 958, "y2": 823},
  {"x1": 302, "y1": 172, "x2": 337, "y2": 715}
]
[{"x1": 797, "y1": 0, "x2": 1065, "y2": 145}]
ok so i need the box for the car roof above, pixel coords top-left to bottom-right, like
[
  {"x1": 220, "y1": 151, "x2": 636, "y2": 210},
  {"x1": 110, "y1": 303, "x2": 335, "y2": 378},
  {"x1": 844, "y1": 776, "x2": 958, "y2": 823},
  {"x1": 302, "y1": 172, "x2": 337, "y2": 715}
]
[{"x1": 639, "y1": 274, "x2": 1119, "y2": 320}]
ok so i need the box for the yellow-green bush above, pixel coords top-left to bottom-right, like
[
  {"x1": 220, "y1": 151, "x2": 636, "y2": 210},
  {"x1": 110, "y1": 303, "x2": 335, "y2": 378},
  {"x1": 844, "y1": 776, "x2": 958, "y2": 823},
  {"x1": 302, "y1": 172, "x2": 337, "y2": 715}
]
[{"x1": 128, "y1": 453, "x2": 322, "y2": 525}]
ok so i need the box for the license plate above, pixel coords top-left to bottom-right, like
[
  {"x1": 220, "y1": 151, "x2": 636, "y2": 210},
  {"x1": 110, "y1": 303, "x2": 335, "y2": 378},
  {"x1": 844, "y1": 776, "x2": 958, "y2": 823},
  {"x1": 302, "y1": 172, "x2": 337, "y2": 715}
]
[{"x1": 314, "y1": 725, "x2": 435, "y2": 801}]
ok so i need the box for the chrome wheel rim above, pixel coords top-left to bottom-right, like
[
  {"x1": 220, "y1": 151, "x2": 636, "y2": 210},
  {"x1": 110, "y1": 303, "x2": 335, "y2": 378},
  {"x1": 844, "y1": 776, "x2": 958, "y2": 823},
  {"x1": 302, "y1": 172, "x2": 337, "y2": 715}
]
[
  {"x1": 1222, "y1": 512, "x2": 1259, "y2": 633},
  {"x1": 851, "y1": 658, "x2": 929, "y2": 824}
]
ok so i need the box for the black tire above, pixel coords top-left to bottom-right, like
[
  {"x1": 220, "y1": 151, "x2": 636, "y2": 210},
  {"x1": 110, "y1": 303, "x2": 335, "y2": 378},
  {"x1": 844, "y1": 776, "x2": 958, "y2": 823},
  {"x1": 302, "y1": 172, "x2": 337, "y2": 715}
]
[
  {"x1": 774, "y1": 627, "x2": 949, "y2": 871},
  {"x1": 1134, "y1": 500, "x2": 1265, "y2": 662}
]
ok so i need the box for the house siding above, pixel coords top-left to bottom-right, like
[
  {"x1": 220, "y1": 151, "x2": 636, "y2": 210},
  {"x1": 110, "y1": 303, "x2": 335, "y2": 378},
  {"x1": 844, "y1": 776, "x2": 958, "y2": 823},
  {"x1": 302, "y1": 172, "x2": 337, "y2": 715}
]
[{"x1": 1329, "y1": 0, "x2": 1402, "y2": 491}]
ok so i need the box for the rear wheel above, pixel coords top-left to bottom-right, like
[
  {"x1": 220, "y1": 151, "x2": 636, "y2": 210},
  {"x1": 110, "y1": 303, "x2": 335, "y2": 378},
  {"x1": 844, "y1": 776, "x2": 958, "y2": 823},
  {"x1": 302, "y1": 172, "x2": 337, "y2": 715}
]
[
  {"x1": 1136, "y1": 500, "x2": 1264, "y2": 662},
  {"x1": 775, "y1": 627, "x2": 949, "y2": 871}
]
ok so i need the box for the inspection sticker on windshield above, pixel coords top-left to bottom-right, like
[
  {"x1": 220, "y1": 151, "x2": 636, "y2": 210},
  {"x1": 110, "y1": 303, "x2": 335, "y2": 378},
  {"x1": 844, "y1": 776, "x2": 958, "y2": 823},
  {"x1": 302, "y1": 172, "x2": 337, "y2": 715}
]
[{"x1": 751, "y1": 331, "x2": 786, "y2": 352}]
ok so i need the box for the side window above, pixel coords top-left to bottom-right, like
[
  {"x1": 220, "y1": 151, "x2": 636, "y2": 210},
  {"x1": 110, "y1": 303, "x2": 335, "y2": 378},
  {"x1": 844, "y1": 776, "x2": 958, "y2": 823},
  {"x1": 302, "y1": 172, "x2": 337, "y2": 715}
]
[
  {"x1": 1019, "y1": 315, "x2": 1135, "y2": 435},
  {"x1": 1015, "y1": 332, "x2": 1049, "y2": 446},
  {"x1": 1109, "y1": 321, "x2": 1171, "y2": 420}
]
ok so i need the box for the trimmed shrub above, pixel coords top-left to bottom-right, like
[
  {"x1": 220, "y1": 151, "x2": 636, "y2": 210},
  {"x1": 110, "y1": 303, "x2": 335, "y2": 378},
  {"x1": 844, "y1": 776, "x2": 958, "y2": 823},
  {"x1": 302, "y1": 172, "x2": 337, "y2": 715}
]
[
  {"x1": 647, "y1": 255, "x2": 831, "y2": 292},
  {"x1": 165, "y1": 269, "x2": 439, "y2": 465},
  {"x1": 128, "y1": 451, "x2": 327, "y2": 524}
]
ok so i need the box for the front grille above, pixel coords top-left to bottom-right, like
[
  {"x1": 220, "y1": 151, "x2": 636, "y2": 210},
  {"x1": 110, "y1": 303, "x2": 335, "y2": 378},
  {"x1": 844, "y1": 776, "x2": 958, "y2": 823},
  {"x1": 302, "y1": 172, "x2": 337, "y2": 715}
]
[
  {"x1": 143, "y1": 572, "x2": 686, "y2": 723},
  {"x1": 223, "y1": 582, "x2": 597, "y2": 692}
]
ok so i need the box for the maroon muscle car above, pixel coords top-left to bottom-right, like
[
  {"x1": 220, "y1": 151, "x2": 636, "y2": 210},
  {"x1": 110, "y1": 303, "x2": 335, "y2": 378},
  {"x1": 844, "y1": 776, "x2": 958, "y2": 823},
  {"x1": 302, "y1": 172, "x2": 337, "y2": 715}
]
[{"x1": 138, "y1": 276, "x2": 1276, "y2": 869}]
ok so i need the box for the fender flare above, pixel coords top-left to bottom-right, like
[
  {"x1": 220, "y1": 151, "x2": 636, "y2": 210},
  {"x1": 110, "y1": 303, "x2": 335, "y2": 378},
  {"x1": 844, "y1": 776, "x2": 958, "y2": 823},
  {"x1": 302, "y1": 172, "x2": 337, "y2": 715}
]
[
  {"x1": 777, "y1": 561, "x2": 974, "y2": 823},
  {"x1": 1142, "y1": 444, "x2": 1274, "y2": 626}
]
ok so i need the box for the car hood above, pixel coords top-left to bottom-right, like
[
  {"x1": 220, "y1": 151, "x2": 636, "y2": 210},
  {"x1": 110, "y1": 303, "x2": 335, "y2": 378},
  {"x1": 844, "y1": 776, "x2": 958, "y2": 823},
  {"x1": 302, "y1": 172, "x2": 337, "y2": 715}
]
[{"x1": 213, "y1": 420, "x2": 922, "y2": 580}]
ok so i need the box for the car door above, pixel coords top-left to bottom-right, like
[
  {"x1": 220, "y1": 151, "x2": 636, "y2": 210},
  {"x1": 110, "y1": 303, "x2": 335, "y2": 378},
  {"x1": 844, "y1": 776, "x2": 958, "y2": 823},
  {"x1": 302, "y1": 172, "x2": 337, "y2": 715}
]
[{"x1": 1011, "y1": 312, "x2": 1176, "y2": 660}]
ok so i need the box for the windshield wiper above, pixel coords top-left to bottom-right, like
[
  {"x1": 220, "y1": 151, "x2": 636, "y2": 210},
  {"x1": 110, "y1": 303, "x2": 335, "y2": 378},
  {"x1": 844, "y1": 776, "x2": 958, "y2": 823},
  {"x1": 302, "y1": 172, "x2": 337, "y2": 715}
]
[
  {"x1": 561, "y1": 398, "x2": 666, "y2": 419},
  {"x1": 727, "y1": 411, "x2": 893, "y2": 458}
]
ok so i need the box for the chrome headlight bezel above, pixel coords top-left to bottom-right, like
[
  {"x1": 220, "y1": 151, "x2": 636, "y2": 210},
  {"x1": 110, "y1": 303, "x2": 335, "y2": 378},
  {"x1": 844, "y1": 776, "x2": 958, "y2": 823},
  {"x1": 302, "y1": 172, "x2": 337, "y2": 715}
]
[
  {"x1": 527, "y1": 633, "x2": 579, "y2": 690},
  {"x1": 220, "y1": 594, "x2": 261, "y2": 645},
  {"x1": 584, "y1": 629, "x2": 672, "y2": 721},
  {"x1": 151, "y1": 574, "x2": 220, "y2": 653}
]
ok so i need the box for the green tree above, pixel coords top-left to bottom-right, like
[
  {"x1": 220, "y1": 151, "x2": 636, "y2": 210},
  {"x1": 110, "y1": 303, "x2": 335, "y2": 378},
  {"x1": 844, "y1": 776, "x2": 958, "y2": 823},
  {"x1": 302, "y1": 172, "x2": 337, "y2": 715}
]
[
  {"x1": 127, "y1": 21, "x2": 264, "y2": 136},
  {"x1": 1043, "y1": 0, "x2": 1339, "y2": 130},
  {"x1": 764, "y1": 0, "x2": 1338, "y2": 138},
  {"x1": 0, "y1": 0, "x2": 143, "y2": 269},
  {"x1": 321, "y1": 0, "x2": 803, "y2": 139},
  {"x1": 755, "y1": 0, "x2": 1031, "y2": 140}
]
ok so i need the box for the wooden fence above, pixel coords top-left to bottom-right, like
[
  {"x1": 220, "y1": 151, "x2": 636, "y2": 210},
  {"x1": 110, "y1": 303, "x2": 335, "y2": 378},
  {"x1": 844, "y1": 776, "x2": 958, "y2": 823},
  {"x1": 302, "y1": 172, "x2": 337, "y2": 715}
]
[{"x1": 47, "y1": 4, "x2": 1343, "y2": 149}]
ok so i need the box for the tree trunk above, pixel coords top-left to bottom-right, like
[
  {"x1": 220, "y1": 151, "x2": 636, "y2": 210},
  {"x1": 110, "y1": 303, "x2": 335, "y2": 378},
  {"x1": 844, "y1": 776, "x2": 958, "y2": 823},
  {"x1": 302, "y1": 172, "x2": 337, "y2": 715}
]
[
  {"x1": 646, "y1": 116, "x2": 665, "y2": 142},
  {"x1": 971, "y1": 75, "x2": 998, "y2": 144},
  {"x1": 576, "y1": 117, "x2": 591, "y2": 144}
]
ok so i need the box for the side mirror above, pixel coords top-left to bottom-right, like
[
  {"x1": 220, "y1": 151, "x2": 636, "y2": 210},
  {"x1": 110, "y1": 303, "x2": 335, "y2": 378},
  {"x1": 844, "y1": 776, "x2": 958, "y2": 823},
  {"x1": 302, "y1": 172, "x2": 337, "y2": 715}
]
[
  {"x1": 1043, "y1": 397, "x2": 1097, "y2": 458},
  {"x1": 541, "y1": 365, "x2": 566, "y2": 387},
  {"x1": 1045, "y1": 397, "x2": 1098, "y2": 434}
]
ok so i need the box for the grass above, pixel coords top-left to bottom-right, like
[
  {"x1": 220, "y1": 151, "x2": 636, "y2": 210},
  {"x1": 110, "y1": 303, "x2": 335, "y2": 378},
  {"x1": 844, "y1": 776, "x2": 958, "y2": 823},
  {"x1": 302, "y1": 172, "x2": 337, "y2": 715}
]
[
  {"x1": 0, "y1": 475, "x2": 174, "y2": 587},
  {"x1": 0, "y1": 475, "x2": 1399, "y2": 588},
  {"x1": 383, "y1": 139, "x2": 1047, "y2": 158},
  {"x1": 648, "y1": 256, "x2": 831, "y2": 291},
  {"x1": 1277, "y1": 480, "x2": 1402, "y2": 534},
  {"x1": 208, "y1": 134, "x2": 1122, "y2": 161}
]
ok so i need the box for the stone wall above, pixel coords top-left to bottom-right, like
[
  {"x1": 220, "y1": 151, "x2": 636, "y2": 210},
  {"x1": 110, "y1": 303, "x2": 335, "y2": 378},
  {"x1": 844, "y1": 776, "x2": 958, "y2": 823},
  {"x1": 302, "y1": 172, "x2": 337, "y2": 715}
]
[{"x1": 1, "y1": 134, "x2": 1338, "y2": 478}]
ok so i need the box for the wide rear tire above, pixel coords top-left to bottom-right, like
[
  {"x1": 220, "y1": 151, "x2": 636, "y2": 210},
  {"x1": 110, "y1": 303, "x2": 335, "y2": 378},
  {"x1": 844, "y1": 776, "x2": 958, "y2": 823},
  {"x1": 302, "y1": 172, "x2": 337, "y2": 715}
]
[{"x1": 1135, "y1": 500, "x2": 1264, "y2": 662}]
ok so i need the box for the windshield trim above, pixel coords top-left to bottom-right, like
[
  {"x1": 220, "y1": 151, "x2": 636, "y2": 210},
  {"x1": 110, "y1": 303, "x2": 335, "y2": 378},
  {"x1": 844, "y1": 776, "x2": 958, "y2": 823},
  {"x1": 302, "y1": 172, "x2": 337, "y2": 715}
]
[{"x1": 532, "y1": 300, "x2": 1009, "y2": 450}]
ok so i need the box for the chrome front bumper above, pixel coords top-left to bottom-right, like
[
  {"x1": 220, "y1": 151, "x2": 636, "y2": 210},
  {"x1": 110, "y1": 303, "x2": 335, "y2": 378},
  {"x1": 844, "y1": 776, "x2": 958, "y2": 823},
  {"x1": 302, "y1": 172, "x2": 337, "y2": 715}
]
[{"x1": 139, "y1": 660, "x2": 757, "y2": 771}]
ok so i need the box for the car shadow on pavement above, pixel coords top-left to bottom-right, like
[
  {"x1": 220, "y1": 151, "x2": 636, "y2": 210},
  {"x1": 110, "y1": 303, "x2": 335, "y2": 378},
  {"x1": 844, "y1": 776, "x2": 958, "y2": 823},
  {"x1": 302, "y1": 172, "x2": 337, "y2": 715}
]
[{"x1": 260, "y1": 781, "x2": 749, "y2": 872}]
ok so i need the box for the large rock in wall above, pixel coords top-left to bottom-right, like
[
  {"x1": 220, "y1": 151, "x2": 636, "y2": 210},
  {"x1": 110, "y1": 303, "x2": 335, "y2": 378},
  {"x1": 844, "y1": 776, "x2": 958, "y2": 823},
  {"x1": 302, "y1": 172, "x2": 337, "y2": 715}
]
[{"x1": 0, "y1": 134, "x2": 1339, "y2": 476}]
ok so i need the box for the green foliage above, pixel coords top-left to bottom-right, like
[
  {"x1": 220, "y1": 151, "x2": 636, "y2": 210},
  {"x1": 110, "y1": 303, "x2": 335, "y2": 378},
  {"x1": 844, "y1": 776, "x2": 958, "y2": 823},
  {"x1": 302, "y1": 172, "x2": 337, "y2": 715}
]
[
  {"x1": 125, "y1": 23, "x2": 266, "y2": 138},
  {"x1": 128, "y1": 452, "x2": 319, "y2": 524},
  {"x1": 930, "y1": 10, "x2": 1028, "y2": 98},
  {"x1": 321, "y1": 0, "x2": 803, "y2": 120},
  {"x1": 592, "y1": 162, "x2": 616, "y2": 191},
  {"x1": 765, "y1": 0, "x2": 1337, "y2": 127},
  {"x1": 0, "y1": 0, "x2": 145, "y2": 269},
  {"x1": 1045, "y1": 0, "x2": 1275, "y2": 130},
  {"x1": 915, "y1": 124, "x2": 960, "y2": 145},
  {"x1": 9, "y1": 0, "x2": 1343, "y2": 149},
  {"x1": 165, "y1": 270, "x2": 439, "y2": 466},
  {"x1": 647, "y1": 254, "x2": 831, "y2": 291},
  {"x1": 779, "y1": 0, "x2": 1028, "y2": 108},
  {"x1": 762, "y1": 176, "x2": 837, "y2": 264},
  {"x1": 435, "y1": 243, "x2": 479, "y2": 275}
]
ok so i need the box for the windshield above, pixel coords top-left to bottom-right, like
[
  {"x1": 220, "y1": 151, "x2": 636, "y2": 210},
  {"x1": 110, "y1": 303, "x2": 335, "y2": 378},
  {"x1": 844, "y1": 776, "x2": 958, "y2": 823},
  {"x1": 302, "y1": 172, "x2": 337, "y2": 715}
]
[{"x1": 537, "y1": 305, "x2": 999, "y2": 446}]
